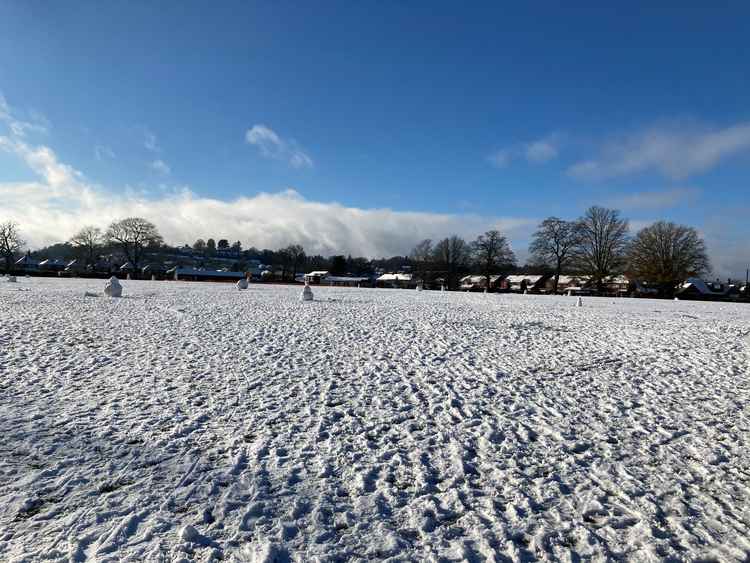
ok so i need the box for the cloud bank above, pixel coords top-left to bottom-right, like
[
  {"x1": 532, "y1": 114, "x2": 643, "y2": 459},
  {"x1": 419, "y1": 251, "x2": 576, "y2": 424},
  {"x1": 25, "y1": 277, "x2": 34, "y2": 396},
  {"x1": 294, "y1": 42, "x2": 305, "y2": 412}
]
[{"x1": 0, "y1": 134, "x2": 535, "y2": 258}]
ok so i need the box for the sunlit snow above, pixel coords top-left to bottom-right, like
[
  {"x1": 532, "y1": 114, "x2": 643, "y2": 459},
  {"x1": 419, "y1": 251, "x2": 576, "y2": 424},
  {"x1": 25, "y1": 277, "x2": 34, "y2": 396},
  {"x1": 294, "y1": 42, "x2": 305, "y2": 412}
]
[{"x1": 1, "y1": 278, "x2": 749, "y2": 561}]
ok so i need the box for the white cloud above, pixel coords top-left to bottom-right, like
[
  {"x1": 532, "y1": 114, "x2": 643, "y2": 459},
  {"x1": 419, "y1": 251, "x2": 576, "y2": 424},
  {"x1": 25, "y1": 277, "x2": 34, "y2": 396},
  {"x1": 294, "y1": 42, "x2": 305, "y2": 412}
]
[
  {"x1": 245, "y1": 124, "x2": 313, "y2": 169},
  {"x1": 143, "y1": 128, "x2": 160, "y2": 153},
  {"x1": 0, "y1": 93, "x2": 49, "y2": 137},
  {"x1": 489, "y1": 133, "x2": 561, "y2": 168},
  {"x1": 94, "y1": 145, "x2": 116, "y2": 160},
  {"x1": 524, "y1": 135, "x2": 561, "y2": 163},
  {"x1": 569, "y1": 120, "x2": 750, "y2": 181},
  {"x1": 605, "y1": 188, "x2": 701, "y2": 211},
  {"x1": 150, "y1": 159, "x2": 171, "y2": 175},
  {"x1": 487, "y1": 149, "x2": 511, "y2": 168},
  {"x1": 0, "y1": 134, "x2": 535, "y2": 257}
]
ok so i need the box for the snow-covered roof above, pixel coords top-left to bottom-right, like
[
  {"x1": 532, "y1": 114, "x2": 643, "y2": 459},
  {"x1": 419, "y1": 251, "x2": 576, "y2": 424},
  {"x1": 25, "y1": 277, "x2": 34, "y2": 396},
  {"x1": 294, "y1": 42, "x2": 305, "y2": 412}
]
[
  {"x1": 119, "y1": 262, "x2": 134, "y2": 270},
  {"x1": 39, "y1": 258, "x2": 67, "y2": 267},
  {"x1": 680, "y1": 277, "x2": 724, "y2": 295},
  {"x1": 377, "y1": 273, "x2": 412, "y2": 282},
  {"x1": 505, "y1": 275, "x2": 544, "y2": 284},
  {"x1": 142, "y1": 264, "x2": 166, "y2": 272},
  {"x1": 461, "y1": 275, "x2": 503, "y2": 285},
  {"x1": 555, "y1": 275, "x2": 584, "y2": 284},
  {"x1": 15, "y1": 256, "x2": 39, "y2": 266},
  {"x1": 172, "y1": 267, "x2": 245, "y2": 279},
  {"x1": 306, "y1": 271, "x2": 329, "y2": 277},
  {"x1": 325, "y1": 276, "x2": 369, "y2": 283}
]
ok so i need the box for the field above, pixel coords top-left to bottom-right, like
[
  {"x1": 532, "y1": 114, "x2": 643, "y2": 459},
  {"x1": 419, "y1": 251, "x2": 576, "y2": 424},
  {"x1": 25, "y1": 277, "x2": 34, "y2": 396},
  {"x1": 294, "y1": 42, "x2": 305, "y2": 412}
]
[{"x1": 1, "y1": 277, "x2": 749, "y2": 562}]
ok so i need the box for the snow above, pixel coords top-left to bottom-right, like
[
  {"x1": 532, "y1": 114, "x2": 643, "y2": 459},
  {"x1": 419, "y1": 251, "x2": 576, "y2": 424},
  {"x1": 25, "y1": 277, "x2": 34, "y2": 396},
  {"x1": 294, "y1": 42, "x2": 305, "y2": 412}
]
[
  {"x1": 1, "y1": 277, "x2": 750, "y2": 561},
  {"x1": 300, "y1": 283, "x2": 313, "y2": 302},
  {"x1": 103, "y1": 276, "x2": 122, "y2": 298}
]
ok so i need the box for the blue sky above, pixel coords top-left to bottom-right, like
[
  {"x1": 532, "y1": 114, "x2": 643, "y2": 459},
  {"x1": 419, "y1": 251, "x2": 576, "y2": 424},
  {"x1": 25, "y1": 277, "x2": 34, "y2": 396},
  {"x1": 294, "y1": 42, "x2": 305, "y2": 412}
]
[{"x1": 1, "y1": 1, "x2": 749, "y2": 275}]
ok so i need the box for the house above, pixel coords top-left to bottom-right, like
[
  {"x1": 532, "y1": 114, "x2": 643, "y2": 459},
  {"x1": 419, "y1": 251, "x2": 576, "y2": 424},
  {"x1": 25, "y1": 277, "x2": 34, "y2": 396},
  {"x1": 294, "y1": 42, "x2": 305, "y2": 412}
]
[
  {"x1": 38, "y1": 258, "x2": 68, "y2": 272},
  {"x1": 92, "y1": 257, "x2": 115, "y2": 273},
  {"x1": 542, "y1": 275, "x2": 589, "y2": 294},
  {"x1": 556, "y1": 274, "x2": 632, "y2": 296},
  {"x1": 65, "y1": 259, "x2": 86, "y2": 273},
  {"x1": 168, "y1": 267, "x2": 246, "y2": 282},
  {"x1": 15, "y1": 255, "x2": 40, "y2": 271},
  {"x1": 305, "y1": 270, "x2": 369, "y2": 287},
  {"x1": 376, "y1": 273, "x2": 415, "y2": 289},
  {"x1": 602, "y1": 275, "x2": 631, "y2": 296},
  {"x1": 502, "y1": 274, "x2": 551, "y2": 293},
  {"x1": 460, "y1": 274, "x2": 505, "y2": 292},
  {"x1": 323, "y1": 275, "x2": 371, "y2": 287},
  {"x1": 630, "y1": 280, "x2": 659, "y2": 297},
  {"x1": 305, "y1": 271, "x2": 330, "y2": 284},
  {"x1": 142, "y1": 263, "x2": 167, "y2": 279},
  {"x1": 676, "y1": 277, "x2": 729, "y2": 301}
]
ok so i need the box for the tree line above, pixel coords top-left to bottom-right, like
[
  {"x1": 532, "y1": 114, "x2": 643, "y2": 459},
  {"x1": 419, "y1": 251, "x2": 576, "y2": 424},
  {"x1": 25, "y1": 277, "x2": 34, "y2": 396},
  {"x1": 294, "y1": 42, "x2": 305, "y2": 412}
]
[
  {"x1": 407, "y1": 205, "x2": 709, "y2": 295},
  {"x1": 1, "y1": 205, "x2": 711, "y2": 295}
]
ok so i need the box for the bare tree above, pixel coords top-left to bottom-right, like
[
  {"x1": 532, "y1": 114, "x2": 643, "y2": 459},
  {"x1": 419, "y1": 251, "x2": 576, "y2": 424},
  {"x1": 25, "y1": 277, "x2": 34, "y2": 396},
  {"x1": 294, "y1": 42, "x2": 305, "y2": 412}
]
[
  {"x1": 573, "y1": 206, "x2": 629, "y2": 291},
  {"x1": 529, "y1": 217, "x2": 579, "y2": 293},
  {"x1": 627, "y1": 221, "x2": 710, "y2": 295},
  {"x1": 433, "y1": 235, "x2": 470, "y2": 289},
  {"x1": 284, "y1": 244, "x2": 306, "y2": 281},
  {"x1": 472, "y1": 230, "x2": 515, "y2": 291},
  {"x1": 69, "y1": 226, "x2": 103, "y2": 267},
  {"x1": 410, "y1": 239, "x2": 434, "y2": 284},
  {"x1": 0, "y1": 221, "x2": 25, "y2": 273},
  {"x1": 105, "y1": 217, "x2": 163, "y2": 269}
]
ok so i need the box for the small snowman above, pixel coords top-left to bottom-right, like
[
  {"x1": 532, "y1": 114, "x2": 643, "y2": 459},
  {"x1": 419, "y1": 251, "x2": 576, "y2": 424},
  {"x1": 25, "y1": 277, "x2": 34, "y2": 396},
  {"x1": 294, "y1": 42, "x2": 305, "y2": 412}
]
[
  {"x1": 237, "y1": 277, "x2": 249, "y2": 290},
  {"x1": 575, "y1": 296, "x2": 583, "y2": 307},
  {"x1": 301, "y1": 281, "x2": 314, "y2": 302},
  {"x1": 104, "y1": 276, "x2": 122, "y2": 297}
]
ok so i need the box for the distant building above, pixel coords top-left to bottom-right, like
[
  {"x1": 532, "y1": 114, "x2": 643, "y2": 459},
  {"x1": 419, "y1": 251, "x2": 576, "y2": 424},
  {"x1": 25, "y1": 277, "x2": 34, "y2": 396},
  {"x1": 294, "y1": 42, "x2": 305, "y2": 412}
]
[
  {"x1": 543, "y1": 275, "x2": 587, "y2": 294},
  {"x1": 142, "y1": 263, "x2": 167, "y2": 278},
  {"x1": 38, "y1": 258, "x2": 67, "y2": 272},
  {"x1": 168, "y1": 267, "x2": 245, "y2": 282},
  {"x1": 15, "y1": 255, "x2": 40, "y2": 271},
  {"x1": 502, "y1": 274, "x2": 551, "y2": 293},
  {"x1": 602, "y1": 275, "x2": 631, "y2": 297},
  {"x1": 305, "y1": 270, "x2": 369, "y2": 286},
  {"x1": 376, "y1": 273, "x2": 415, "y2": 289},
  {"x1": 65, "y1": 259, "x2": 86, "y2": 273},
  {"x1": 460, "y1": 274, "x2": 505, "y2": 292},
  {"x1": 305, "y1": 271, "x2": 330, "y2": 284},
  {"x1": 676, "y1": 277, "x2": 729, "y2": 301}
]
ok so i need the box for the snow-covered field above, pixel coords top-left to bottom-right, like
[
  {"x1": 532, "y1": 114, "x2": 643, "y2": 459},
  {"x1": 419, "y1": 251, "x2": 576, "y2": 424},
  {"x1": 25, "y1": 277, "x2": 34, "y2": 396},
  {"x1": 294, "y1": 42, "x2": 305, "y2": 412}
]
[{"x1": 1, "y1": 277, "x2": 750, "y2": 562}]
